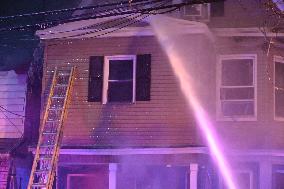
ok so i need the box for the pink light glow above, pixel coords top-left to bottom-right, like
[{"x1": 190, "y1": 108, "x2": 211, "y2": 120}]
[{"x1": 149, "y1": 16, "x2": 238, "y2": 189}]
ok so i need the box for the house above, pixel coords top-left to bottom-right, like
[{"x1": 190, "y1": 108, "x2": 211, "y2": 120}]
[{"x1": 32, "y1": 0, "x2": 284, "y2": 189}]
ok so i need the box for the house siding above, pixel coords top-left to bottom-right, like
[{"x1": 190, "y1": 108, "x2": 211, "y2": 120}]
[
  {"x1": 0, "y1": 71, "x2": 27, "y2": 138},
  {"x1": 42, "y1": 35, "x2": 214, "y2": 148}
]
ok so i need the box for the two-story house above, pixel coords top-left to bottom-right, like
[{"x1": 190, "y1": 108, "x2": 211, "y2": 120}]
[{"x1": 32, "y1": 0, "x2": 284, "y2": 188}]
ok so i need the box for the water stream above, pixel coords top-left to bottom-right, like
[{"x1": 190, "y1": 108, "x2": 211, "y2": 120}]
[{"x1": 149, "y1": 15, "x2": 238, "y2": 189}]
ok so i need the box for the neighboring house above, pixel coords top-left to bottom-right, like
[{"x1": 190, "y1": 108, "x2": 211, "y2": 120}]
[
  {"x1": 0, "y1": 70, "x2": 27, "y2": 189},
  {"x1": 34, "y1": 0, "x2": 284, "y2": 189}
]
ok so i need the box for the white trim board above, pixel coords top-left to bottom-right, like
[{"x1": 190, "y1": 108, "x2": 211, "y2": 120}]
[
  {"x1": 36, "y1": 15, "x2": 214, "y2": 41},
  {"x1": 58, "y1": 147, "x2": 209, "y2": 155},
  {"x1": 273, "y1": 56, "x2": 284, "y2": 121},
  {"x1": 216, "y1": 54, "x2": 257, "y2": 121}
]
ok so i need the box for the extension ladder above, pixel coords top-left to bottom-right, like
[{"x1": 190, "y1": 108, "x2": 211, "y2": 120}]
[
  {"x1": 27, "y1": 67, "x2": 75, "y2": 189},
  {"x1": 0, "y1": 154, "x2": 10, "y2": 189}
]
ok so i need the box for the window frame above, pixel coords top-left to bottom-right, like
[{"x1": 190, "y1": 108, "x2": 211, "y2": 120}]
[
  {"x1": 103, "y1": 55, "x2": 136, "y2": 104},
  {"x1": 274, "y1": 56, "x2": 284, "y2": 121},
  {"x1": 216, "y1": 54, "x2": 257, "y2": 121},
  {"x1": 219, "y1": 169, "x2": 253, "y2": 189}
]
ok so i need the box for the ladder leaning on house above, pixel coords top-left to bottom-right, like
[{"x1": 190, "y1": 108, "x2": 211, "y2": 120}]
[{"x1": 27, "y1": 67, "x2": 75, "y2": 189}]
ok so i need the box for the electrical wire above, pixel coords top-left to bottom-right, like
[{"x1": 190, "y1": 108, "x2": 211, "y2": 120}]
[
  {"x1": 0, "y1": 105, "x2": 26, "y2": 118},
  {"x1": 0, "y1": 107, "x2": 25, "y2": 154},
  {"x1": 0, "y1": 0, "x2": 168, "y2": 32},
  {"x1": 0, "y1": 0, "x2": 221, "y2": 32},
  {"x1": 61, "y1": 0, "x2": 176, "y2": 39},
  {"x1": 44, "y1": 0, "x2": 170, "y2": 39},
  {"x1": 0, "y1": 0, "x2": 158, "y2": 20}
]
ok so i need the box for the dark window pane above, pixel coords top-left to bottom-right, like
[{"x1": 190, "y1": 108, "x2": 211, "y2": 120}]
[
  {"x1": 275, "y1": 62, "x2": 284, "y2": 88},
  {"x1": 275, "y1": 89, "x2": 284, "y2": 117},
  {"x1": 221, "y1": 59, "x2": 253, "y2": 86},
  {"x1": 108, "y1": 81, "x2": 133, "y2": 102},
  {"x1": 184, "y1": 4, "x2": 201, "y2": 16},
  {"x1": 211, "y1": 1, "x2": 225, "y2": 17},
  {"x1": 221, "y1": 101, "x2": 254, "y2": 116},
  {"x1": 273, "y1": 172, "x2": 284, "y2": 188},
  {"x1": 109, "y1": 60, "x2": 133, "y2": 80},
  {"x1": 220, "y1": 87, "x2": 254, "y2": 100}
]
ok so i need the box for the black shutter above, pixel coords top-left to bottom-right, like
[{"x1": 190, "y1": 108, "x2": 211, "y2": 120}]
[
  {"x1": 136, "y1": 54, "x2": 151, "y2": 101},
  {"x1": 88, "y1": 56, "x2": 104, "y2": 102},
  {"x1": 210, "y1": 1, "x2": 225, "y2": 17}
]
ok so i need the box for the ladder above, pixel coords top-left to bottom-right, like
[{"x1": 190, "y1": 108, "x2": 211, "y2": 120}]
[
  {"x1": 0, "y1": 154, "x2": 10, "y2": 189},
  {"x1": 28, "y1": 67, "x2": 75, "y2": 189}
]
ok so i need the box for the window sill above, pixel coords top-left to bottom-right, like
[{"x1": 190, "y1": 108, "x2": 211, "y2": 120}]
[
  {"x1": 216, "y1": 116, "x2": 257, "y2": 122},
  {"x1": 102, "y1": 102, "x2": 135, "y2": 105},
  {"x1": 274, "y1": 116, "x2": 284, "y2": 121}
]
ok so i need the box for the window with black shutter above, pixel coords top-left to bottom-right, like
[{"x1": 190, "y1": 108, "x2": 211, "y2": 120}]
[{"x1": 88, "y1": 54, "x2": 151, "y2": 103}]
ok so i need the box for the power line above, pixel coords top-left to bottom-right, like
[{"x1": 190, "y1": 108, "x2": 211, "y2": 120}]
[
  {"x1": 55, "y1": 1, "x2": 177, "y2": 39},
  {"x1": 0, "y1": 0, "x2": 169, "y2": 32},
  {"x1": 0, "y1": 0, "x2": 222, "y2": 32},
  {"x1": 0, "y1": 105, "x2": 26, "y2": 118},
  {"x1": 0, "y1": 0, "x2": 156, "y2": 20},
  {"x1": 44, "y1": 0, "x2": 171, "y2": 39}
]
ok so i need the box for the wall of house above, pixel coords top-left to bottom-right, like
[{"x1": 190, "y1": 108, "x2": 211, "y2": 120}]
[
  {"x1": 209, "y1": 0, "x2": 272, "y2": 28},
  {"x1": 177, "y1": 0, "x2": 279, "y2": 29},
  {"x1": 211, "y1": 36, "x2": 284, "y2": 150},
  {"x1": 0, "y1": 70, "x2": 26, "y2": 138},
  {"x1": 42, "y1": 34, "x2": 215, "y2": 148}
]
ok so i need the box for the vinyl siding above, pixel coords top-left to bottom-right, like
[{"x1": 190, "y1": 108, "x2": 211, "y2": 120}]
[{"x1": 42, "y1": 36, "x2": 211, "y2": 148}]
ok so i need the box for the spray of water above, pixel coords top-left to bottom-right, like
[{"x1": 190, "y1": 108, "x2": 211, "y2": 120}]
[{"x1": 149, "y1": 15, "x2": 238, "y2": 189}]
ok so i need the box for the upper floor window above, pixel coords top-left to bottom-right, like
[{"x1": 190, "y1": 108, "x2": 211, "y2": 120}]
[
  {"x1": 217, "y1": 55, "x2": 257, "y2": 120},
  {"x1": 103, "y1": 56, "x2": 136, "y2": 103},
  {"x1": 274, "y1": 56, "x2": 284, "y2": 119},
  {"x1": 88, "y1": 54, "x2": 151, "y2": 104}
]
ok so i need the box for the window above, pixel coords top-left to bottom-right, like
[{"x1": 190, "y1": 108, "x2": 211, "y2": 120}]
[
  {"x1": 274, "y1": 56, "x2": 284, "y2": 119},
  {"x1": 221, "y1": 170, "x2": 253, "y2": 189},
  {"x1": 172, "y1": 0, "x2": 210, "y2": 20},
  {"x1": 183, "y1": 2, "x2": 210, "y2": 20},
  {"x1": 217, "y1": 55, "x2": 257, "y2": 120},
  {"x1": 103, "y1": 55, "x2": 136, "y2": 103},
  {"x1": 272, "y1": 165, "x2": 284, "y2": 189},
  {"x1": 88, "y1": 54, "x2": 151, "y2": 103}
]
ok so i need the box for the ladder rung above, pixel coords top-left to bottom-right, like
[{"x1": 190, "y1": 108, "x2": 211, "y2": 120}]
[
  {"x1": 42, "y1": 132, "x2": 57, "y2": 135},
  {"x1": 48, "y1": 107, "x2": 63, "y2": 110},
  {"x1": 31, "y1": 183, "x2": 47, "y2": 187},
  {"x1": 55, "y1": 84, "x2": 68, "y2": 87},
  {"x1": 51, "y1": 96, "x2": 65, "y2": 99},
  {"x1": 40, "y1": 144, "x2": 56, "y2": 148},
  {"x1": 58, "y1": 72, "x2": 70, "y2": 76},
  {"x1": 34, "y1": 169, "x2": 49, "y2": 174},
  {"x1": 38, "y1": 156, "x2": 52, "y2": 160},
  {"x1": 45, "y1": 120, "x2": 59, "y2": 123}
]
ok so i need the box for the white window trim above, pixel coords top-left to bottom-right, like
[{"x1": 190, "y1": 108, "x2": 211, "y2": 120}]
[
  {"x1": 103, "y1": 55, "x2": 136, "y2": 104},
  {"x1": 219, "y1": 169, "x2": 253, "y2": 189},
  {"x1": 274, "y1": 56, "x2": 284, "y2": 121},
  {"x1": 216, "y1": 54, "x2": 257, "y2": 121}
]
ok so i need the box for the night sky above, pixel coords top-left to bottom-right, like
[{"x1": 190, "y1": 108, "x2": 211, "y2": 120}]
[{"x1": 0, "y1": 0, "x2": 80, "y2": 71}]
